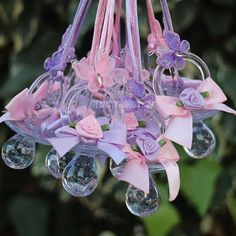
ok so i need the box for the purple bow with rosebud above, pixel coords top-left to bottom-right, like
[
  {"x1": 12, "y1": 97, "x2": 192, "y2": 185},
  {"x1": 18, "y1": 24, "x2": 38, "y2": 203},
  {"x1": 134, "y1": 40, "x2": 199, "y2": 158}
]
[
  {"x1": 122, "y1": 79, "x2": 155, "y2": 116},
  {"x1": 157, "y1": 31, "x2": 190, "y2": 70}
]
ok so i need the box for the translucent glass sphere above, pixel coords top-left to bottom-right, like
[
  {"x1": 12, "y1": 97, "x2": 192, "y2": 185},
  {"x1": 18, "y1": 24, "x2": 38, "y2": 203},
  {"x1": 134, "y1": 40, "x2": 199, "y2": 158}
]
[
  {"x1": 1, "y1": 134, "x2": 35, "y2": 169},
  {"x1": 184, "y1": 122, "x2": 216, "y2": 159},
  {"x1": 109, "y1": 159, "x2": 128, "y2": 178},
  {"x1": 62, "y1": 153, "x2": 98, "y2": 197},
  {"x1": 45, "y1": 149, "x2": 75, "y2": 179},
  {"x1": 125, "y1": 177, "x2": 160, "y2": 217}
]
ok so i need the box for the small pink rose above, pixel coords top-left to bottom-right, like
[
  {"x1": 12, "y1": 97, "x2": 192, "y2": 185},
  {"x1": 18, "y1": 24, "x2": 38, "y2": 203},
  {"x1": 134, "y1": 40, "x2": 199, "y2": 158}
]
[
  {"x1": 76, "y1": 115, "x2": 103, "y2": 139},
  {"x1": 124, "y1": 113, "x2": 139, "y2": 130}
]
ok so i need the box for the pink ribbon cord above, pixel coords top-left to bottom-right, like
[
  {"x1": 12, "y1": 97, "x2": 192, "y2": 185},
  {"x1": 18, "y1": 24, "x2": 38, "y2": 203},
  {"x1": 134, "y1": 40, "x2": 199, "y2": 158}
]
[
  {"x1": 145, "y1": 0, "x2": 163, "y2": 39},
  {"x1": 90, "y1": 0, "x2": 115, "y2": 63},
  {"x1": 89, "y1": 0, "x2": 108, "y2": 64},
  {"x1": 126, "y1": 0, "x2": 142, "y2": 81},
  {"x1": 112, "y1": 0, "x2": 122, "y2": 56}
]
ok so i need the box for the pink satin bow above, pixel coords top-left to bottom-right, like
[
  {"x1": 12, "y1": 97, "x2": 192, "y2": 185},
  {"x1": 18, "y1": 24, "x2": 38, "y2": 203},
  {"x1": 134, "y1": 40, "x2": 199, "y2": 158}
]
[
  {"x1": 0, "y1": 81, "x2": 60, "y2": 124},
  {"x1": 156, "y1": 77, "x2": 236, "y2": 148},
  {"x1": 118, "y1": 138, "x2": 180, "y2": 201},
  {"x1": 0, "y1": 88, "x2": 29, "y2": 123}
]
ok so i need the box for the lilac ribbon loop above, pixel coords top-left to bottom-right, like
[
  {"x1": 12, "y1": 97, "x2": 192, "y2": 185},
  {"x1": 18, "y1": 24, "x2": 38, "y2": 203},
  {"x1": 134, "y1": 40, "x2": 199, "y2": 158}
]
[
  {"x1": 47, "y1": 122, "x2": 127, "y2": 165},
  {"x1": 97, "y1": 123, "x2": 127, "y2": 164}
]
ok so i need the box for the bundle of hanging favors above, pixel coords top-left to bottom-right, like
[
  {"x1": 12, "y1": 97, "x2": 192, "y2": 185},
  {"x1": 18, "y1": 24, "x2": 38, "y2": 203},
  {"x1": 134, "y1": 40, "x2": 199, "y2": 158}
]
[{"x1": 0, "y1": 0, "x2": 235, "y2": 217}]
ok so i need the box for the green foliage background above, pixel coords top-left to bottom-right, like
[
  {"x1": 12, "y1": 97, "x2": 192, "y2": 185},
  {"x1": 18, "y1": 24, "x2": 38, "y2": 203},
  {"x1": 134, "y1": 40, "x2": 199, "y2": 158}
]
[{"x1": 0, "y1": 0, "x2": 236, "y2": 235}]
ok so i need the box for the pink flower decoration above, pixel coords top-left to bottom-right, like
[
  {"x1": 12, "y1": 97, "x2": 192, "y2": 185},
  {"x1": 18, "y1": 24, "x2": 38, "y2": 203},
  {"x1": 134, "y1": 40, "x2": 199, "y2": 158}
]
[
  {"x1": 76, "y1": 115, "x2": 103, "y2": 139},
  {"x1": 124, "y1": 113, "x2": 139, "y2": 130},
  {"x1": 72, "y1": 53, "x2": 128, "y2": 92}
]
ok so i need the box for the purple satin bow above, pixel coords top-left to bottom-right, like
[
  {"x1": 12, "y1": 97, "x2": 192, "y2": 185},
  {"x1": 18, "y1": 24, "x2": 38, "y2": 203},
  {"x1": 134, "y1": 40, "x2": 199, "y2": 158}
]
[{"x1": 47, "y1": 119, "x2": 127, "y2": 165}]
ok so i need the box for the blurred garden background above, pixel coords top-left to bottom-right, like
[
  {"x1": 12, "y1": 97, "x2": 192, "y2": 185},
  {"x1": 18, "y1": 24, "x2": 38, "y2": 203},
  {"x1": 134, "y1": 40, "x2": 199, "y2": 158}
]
[{"x1": 0, "y1": 0, "x2": 236, "y2": 235}]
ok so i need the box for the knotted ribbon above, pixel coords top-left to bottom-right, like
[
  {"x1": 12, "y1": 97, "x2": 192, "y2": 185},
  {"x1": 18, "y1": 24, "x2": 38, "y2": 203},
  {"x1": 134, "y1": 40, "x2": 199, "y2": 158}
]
[
  {"x1": 118, "y1": 137, "x2": 180, "y2": 201},
  {"x1": 47, "y1": 115, "x2": 127, "y2": 165},
  {"x1": 0, "y1": 81, "x2": 61, "y2": 124},
  {"x1": 156, "y1": 78, "x2": 236, "y2": 148}
]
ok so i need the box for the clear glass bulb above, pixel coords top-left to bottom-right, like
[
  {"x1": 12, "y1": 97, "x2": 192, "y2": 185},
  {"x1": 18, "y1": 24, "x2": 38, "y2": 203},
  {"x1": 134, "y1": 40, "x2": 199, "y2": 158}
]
[
  {"x1": 125, "y1": 177, "x2": 160, "y2": 217},
  {"x1": 184, "y1": 122, "x2": 216, "y2": 159},
  {"x1": 45, "y1": 149, "x2": 75, "y2": 179},
  {"x1": 109, "y1": 159, "x2": 128, "y2": 178},
  {"x1": 62, "y1": 153, "x2": 98, "y2": 197},
  {"x1": 1, "y1": 134, "x2": 35, "y2": 169}
]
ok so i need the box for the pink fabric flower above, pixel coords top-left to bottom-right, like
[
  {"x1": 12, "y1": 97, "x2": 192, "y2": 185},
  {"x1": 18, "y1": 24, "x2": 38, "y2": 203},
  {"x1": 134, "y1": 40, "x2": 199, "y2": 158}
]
[
  {"x1": 124, "y1": 113, "x2": 139, "y2": 130},
  {"x1": 76, "y1": 115, "x2": 103, "y2": 139},
  {"x1": 72, "y1": 53, "x2": 128, "y2": 92}
]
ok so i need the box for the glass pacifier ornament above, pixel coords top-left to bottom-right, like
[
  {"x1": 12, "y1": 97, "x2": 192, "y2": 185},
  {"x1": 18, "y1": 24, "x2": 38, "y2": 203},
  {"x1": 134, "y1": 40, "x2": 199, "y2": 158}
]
[
  {"x1": 108, "y1": 0, "x2": 180, "y2": 217},
  {"x1": 154, "y1": 52, "x2": 220, "y2": 159},
  {"x1": 146, "y1": 0, "x2": 236, "y2": 159},
  {"x1": 46, "y1": 0, "x2": 128, "y2": 197},
  {"x1": 0, "y1": 0, "x2": 92, "y2": 169}
]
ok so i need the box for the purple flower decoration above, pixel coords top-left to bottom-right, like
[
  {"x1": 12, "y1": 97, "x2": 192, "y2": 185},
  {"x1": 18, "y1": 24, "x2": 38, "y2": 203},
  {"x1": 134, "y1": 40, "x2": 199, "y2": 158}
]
[
  {"x1": 179, "y1": 88, "x2": 206, "y2": 110},
  {"x1": 122, "y1": 79, "x2": 155, "y2": 116},
  {"x1": 136, "y1": 136, "x2": 161, "y2": 161},
  {"x1": 157, "y1": 31, "x2": 190, "y2": 70},
  {"x1": 44, "y1": 25, "x2": 76, "y2": 72}
]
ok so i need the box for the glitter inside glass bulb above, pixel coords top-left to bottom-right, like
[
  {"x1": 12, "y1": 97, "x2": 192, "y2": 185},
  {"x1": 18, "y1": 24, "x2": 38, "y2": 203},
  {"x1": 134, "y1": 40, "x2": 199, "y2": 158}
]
[
  {"x1": 45, "y1": 149, "x2": 75, "y2": 179},
  {"x1": 184, "y1": 122, "x2": 216, "y2": 159},
  {"x1": 125, "y1": 177, "x2": 160, "y2": 217},
  {"x1": 62, "y1": 153, "x2": 98, "y2": 197},
  {"x1": 109, "y1": 159, "x2": 128, "y2": 178},
  {"x1": 1, "y1": 134, "x2": 35, "y2": 169}
]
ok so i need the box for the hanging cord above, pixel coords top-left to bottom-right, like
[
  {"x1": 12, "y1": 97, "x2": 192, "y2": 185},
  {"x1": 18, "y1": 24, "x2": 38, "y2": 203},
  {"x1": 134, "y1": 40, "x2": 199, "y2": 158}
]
[
  {"x1": 160, "y1": 0, "x2": 174, "y2": 32},
  {"x1": 98, "y1": 0, "x2": 111, "y2": 52},
  {"x1": 98, "y1": 0, "x2": 115, "y2": 55},
  {"x1": 89, "y1": 0, "x2": 108, "y2": 64},
  {"x1": 58, "y1": 0, "x2": 92, "y2": 70},
  {"x1": 71, "y1": 0, "x2": 92, "y2": 47},
  {"x1": 146, "y1": 0, "x2": 158, "y2": 34},
  {"x1": 145, "y1": 0, "x2": 163, "y2": 36},
  {"x1": 112, "y1": 0, "x2": 122, "y2": 56},
  {"x1": 126, "y1": 0, "x2": 142, "y2": 82}
]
